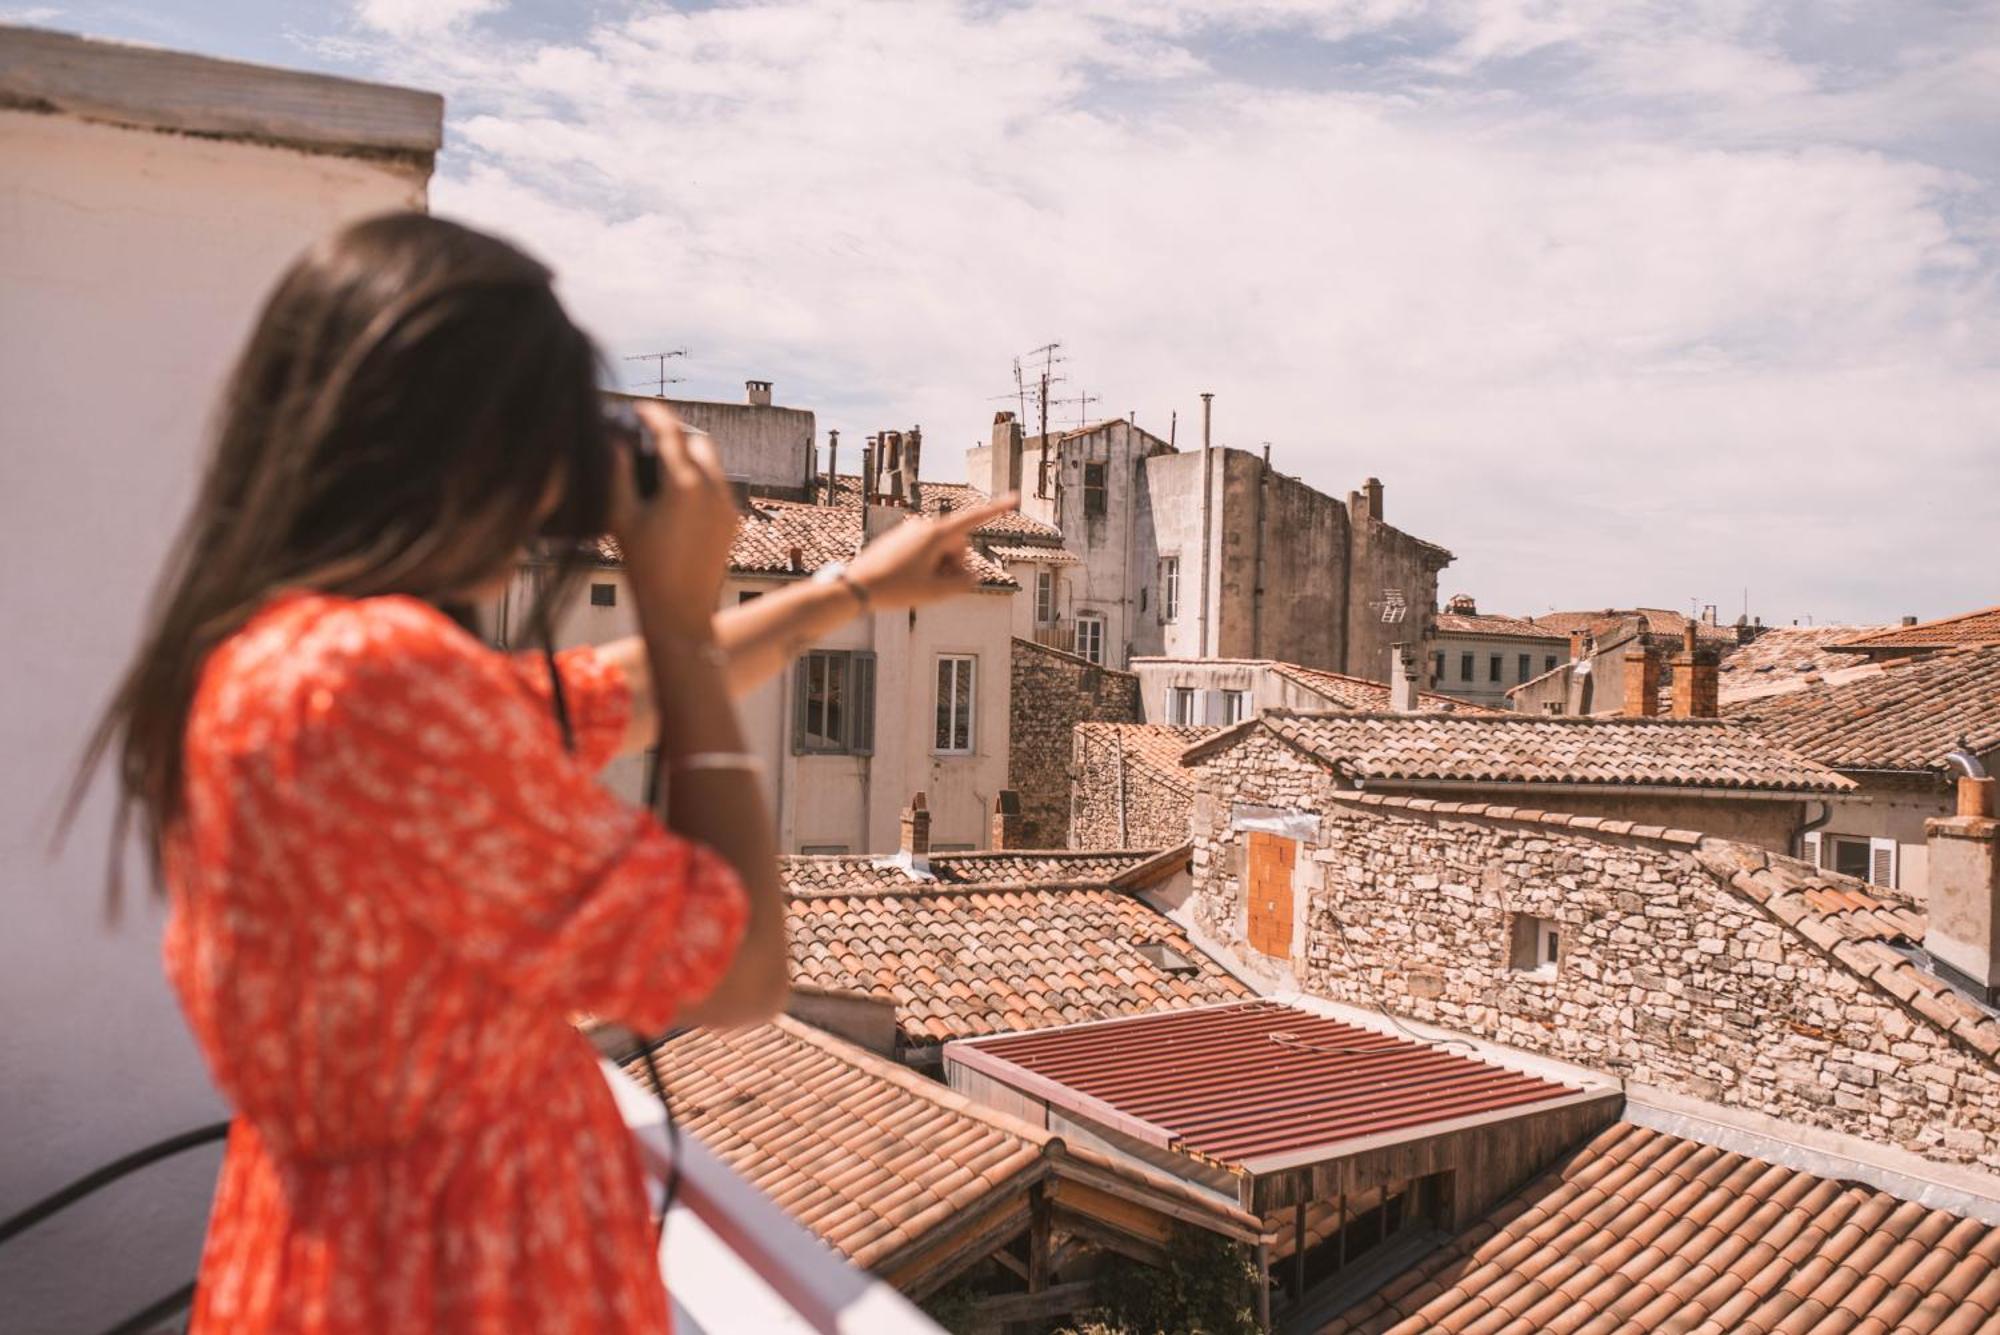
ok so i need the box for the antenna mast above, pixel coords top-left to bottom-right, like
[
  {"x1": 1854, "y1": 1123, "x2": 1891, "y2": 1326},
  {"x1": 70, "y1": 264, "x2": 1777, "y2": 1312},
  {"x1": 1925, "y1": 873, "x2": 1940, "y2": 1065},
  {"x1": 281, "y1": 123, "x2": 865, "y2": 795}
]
[{"x1": 625, "y1": 348, "x2": 690, "y2": 397}]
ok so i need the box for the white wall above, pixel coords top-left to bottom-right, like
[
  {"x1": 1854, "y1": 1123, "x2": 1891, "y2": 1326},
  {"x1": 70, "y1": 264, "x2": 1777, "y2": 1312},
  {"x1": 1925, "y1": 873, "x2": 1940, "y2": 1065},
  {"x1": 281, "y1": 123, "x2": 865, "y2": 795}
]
[{"x1": 0, "y1": 109, "x2": 429, "y2": 1332}]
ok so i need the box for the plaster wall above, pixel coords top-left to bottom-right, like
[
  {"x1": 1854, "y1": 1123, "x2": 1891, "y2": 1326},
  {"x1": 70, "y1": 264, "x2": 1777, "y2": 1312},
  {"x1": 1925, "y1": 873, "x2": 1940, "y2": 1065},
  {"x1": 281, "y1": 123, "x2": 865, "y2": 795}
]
[{"x1": 0, "y1": 108, "x2": 428, "y2": 1333}]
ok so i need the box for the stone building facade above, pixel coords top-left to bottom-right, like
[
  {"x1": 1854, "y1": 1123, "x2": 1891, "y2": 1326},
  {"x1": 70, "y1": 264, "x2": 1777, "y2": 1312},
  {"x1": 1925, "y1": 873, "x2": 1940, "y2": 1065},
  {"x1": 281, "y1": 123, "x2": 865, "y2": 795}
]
[
  {"x1": 1183, "y1": 728, "x2": 2000, "y2": 1172},
  {"x1": 967, "y1": 410, "x2": 1452, "y2": 680},
  {"x1": 1008, "y1": 638, "x2": 1142, "y2": 847},
  {"x1": 1071, "y1": 722, "x2": 1211, "y2": 850}
]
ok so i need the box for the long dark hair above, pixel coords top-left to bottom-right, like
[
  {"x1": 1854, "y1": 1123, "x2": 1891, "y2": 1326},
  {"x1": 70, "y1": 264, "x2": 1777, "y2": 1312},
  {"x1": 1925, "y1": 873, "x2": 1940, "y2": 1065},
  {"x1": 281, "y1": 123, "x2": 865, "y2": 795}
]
[{"x1": 68, "y1": 212, "x2": 613, "y2": 905}]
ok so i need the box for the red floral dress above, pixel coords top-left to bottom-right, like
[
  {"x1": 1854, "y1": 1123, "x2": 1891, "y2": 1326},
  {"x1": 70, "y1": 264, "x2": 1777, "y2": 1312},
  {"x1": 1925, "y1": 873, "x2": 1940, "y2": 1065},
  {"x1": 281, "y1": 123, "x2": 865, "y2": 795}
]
[{"x1": 164, "y1": 592, "x2": 748, "y2": 1332}]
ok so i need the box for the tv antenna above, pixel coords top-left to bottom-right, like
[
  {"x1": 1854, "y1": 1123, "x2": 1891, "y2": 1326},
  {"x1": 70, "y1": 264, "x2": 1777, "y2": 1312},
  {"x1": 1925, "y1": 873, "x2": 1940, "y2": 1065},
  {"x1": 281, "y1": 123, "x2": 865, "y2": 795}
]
[
  {"x1": 1047, "y1": 388, "x2": 1101, "y2": 429},
  {"x1": 626, "y1": 349, "x2": 690, "y2": 397}
]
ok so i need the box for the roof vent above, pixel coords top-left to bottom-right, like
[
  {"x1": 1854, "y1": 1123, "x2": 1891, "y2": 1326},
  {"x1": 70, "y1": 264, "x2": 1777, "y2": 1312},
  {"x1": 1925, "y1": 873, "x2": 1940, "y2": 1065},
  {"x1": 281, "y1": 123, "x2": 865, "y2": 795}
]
[{"x1": 746, "y1": 379, "x2": 773, "y2": 407}]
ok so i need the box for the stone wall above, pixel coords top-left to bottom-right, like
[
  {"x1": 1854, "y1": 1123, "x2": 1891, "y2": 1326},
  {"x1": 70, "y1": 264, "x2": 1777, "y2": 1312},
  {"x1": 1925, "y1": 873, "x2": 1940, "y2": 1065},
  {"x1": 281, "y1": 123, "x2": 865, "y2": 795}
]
[
  {"x1": 1009, "y1": 638, "x2": 1141, "y2": 848},
  {"x1": 1072, "y1": 724, "x2": 1196, "y2": 850},
  {"x1": 1187, "y1": 728, "x2": 2000, "y2": 1171}
]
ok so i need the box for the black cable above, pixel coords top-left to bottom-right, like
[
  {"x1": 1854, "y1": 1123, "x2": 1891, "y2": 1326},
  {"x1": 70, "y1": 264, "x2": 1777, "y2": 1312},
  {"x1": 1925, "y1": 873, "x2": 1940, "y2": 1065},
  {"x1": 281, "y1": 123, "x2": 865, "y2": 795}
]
[{"x1": 0, "y1": 1122, "x2": 230, "y2": 1248}]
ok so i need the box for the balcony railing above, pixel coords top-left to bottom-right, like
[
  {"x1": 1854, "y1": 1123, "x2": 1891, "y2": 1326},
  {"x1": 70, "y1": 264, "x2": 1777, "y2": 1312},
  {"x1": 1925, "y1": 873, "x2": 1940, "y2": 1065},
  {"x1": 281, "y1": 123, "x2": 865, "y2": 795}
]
[{"x1": 600, "y1": 1061, "x2": 944, "y2": 1334}]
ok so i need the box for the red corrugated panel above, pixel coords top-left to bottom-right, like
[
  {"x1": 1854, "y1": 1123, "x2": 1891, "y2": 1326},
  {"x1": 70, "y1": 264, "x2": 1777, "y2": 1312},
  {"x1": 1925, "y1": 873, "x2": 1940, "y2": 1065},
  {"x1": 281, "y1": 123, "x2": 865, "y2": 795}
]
[{"x1": 960, "y1": 1001, "x2": 1579, "y2": 1167}]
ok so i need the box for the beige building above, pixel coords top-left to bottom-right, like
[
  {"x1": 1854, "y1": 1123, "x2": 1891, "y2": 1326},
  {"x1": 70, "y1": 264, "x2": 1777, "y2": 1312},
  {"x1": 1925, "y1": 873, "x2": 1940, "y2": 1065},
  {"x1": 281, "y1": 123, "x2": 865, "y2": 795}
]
[
  {"x1": 0, "y1": 27, "x2": 441, "y2": 1332},
  {"x1": 513, "y1": 400, "x2": 1024, "y2": 855},
  {"x1": 1426, "y1": 594, "x2": 1570, "y2": 708},
  {"x1": 966, "y1": 406, "x2": 1453, "y2": 681}
]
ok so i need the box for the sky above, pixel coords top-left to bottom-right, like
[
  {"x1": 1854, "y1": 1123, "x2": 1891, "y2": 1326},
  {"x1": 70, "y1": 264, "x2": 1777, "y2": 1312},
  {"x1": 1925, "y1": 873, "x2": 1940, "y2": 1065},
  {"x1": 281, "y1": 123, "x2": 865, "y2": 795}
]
[{"x1": 15, "y1": 0, "x2": 2000, "y2": 625}]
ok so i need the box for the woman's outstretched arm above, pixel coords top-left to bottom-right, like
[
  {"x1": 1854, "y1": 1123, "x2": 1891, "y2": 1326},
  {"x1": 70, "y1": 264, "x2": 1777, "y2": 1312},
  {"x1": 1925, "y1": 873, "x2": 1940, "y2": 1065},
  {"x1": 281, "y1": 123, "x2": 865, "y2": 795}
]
[{"x1": 600, "y1": 488, "x2": 1019, "y2": 757}]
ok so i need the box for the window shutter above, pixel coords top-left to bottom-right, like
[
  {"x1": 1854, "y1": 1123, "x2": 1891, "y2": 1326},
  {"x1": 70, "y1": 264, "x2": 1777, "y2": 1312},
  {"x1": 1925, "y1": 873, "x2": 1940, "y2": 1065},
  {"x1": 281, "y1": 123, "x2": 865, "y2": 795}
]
[
  {"x1": 852, "y1": 652, "x2": 876, "y2": 756},
  {"x1": 790, "y1": 657, "x2": 809, "y2": 755},
  {"x1": 1868, "y1": 837, "x2": 1898, "y2": 889},
  {"x1": 1801, "y1": 831, "x2": 1821, "y2": 868}
]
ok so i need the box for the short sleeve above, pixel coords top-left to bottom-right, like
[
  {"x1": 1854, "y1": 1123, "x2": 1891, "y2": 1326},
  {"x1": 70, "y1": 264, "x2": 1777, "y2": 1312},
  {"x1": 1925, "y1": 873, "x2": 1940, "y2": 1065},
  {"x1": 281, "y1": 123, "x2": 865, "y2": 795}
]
[
  {"x1": 506, "y1": 643, "x2": 633, "y2": 774},
  {"x1": 296, "y1": 600, "x2": 746, "y2": 1034}
]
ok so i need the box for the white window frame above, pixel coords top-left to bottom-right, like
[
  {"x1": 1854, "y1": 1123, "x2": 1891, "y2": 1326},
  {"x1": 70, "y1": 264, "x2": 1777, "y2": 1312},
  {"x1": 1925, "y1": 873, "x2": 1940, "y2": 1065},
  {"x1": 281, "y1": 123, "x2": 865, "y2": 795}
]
[
  {"x1": 1034, "y1": 569, "x2": 1056, "y2": 624},
  {"x1": 1168, "y1": 686, "x2": 1197, "y2": 726},
  {"x1": 1220, "y1": 689, "x2": 1250, "y2": 726},
  {"x1": 1160, "y1": 555, "x2": 1181, "y2": 623},
  {"x1": 1536, "y1": 920, "x2": 1561, "y2": 970},
  {"x1": 934, "y1": 654, "x2": 976, "y2": 755},
  {"x1": 1076, "y1": 613, "x2": 1106, "y2": 665}
]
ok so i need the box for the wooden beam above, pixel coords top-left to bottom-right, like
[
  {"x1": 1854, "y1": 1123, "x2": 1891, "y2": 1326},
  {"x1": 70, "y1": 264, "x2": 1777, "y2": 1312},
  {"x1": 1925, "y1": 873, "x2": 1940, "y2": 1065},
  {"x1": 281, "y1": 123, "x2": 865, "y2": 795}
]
[
  {"x1": 882, "y1": 1199, "x2": 1032, "y2": 1302},
  {"x1": 1028, "y1": 1182, "x2": 1052, "y2": 1293},
  {"x1": 1051, "y1": 1212, "x2": 1172, "y2": 1271},
  {"x1": 990, "y1": 1249, "x2": 1029, "y2": 1283},
  {"x1": 1255, "y1": 1240, "x2": 1273, "y2": 1333},
  {"x1": 1291, "y1": 1200, "x2": 1306, "y2": 1301},
  {"x1": 965, "y1": 1280, "x2": 1096, "y2": 1327}
]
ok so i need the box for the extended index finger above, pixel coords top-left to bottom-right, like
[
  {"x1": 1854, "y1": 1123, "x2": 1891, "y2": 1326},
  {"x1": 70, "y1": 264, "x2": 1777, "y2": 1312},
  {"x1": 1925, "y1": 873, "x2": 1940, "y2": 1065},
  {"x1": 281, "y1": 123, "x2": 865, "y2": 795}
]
[{"x1": 931, "y1": 492, "x2": 1020, "y2": 544}]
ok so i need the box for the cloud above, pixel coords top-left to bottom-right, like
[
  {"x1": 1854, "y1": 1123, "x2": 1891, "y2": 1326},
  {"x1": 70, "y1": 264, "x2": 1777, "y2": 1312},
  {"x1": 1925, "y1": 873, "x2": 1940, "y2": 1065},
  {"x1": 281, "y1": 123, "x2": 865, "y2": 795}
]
[
  {"x1": 338, "y1": 0, "x2": 2000, "y2": 624},
  {"x1": 353, "y1": 0, "x2": 503, "y2": 39}
]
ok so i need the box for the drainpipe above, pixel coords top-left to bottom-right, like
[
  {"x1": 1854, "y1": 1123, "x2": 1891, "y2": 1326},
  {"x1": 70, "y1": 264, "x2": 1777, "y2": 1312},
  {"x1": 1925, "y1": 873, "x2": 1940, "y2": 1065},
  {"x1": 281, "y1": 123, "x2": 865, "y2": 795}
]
[
  {"x1": 1252, "y1": 442, "x2": 1270, "y2": 658},
  {"x1": 1198, "y1": 392, "x2": 1214, "y2": 658},
  {"x1": 1796, "y1": 799, "x2": 1833, "y2": 863}
]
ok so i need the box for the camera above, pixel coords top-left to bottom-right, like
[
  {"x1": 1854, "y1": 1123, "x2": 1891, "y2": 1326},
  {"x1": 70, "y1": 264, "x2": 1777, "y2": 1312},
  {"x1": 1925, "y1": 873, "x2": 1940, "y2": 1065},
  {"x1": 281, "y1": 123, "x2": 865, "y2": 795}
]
[{"x1": 540, "y1": 399, "x2": 663, "y2": 539}]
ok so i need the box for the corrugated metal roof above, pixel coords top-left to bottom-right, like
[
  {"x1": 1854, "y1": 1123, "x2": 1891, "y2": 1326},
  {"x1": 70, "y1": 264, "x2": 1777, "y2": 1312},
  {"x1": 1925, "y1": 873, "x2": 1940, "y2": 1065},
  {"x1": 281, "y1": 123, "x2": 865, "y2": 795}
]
[{"x1": 951, "y1": 1001, "x2": 1582, "y2": 1172}]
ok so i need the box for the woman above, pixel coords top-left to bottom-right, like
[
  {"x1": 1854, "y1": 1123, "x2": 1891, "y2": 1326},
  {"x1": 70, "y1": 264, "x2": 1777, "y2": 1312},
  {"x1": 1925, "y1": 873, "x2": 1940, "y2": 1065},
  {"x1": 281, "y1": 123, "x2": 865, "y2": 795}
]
[{"x1": 75, "y1": 213, "x2": 1014, "y2": 1331}]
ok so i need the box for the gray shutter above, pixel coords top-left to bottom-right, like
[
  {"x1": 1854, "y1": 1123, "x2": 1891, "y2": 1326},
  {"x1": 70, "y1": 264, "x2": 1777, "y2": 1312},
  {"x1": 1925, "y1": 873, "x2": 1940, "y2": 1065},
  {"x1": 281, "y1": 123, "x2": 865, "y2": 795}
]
[
  {"x1": 851, "y1": 652, "x2": 876, "y2": 756},
  {"x1": 790, "y1": 656, "x2": 810, "y2": 755},
  {"x1": 1801, "y1": 830, "x2": 1821, "y2": 868}
]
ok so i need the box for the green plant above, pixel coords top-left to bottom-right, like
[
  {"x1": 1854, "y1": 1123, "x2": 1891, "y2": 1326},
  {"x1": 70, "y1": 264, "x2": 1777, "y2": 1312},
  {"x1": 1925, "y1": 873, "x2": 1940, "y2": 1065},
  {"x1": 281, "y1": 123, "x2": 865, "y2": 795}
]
[{"x1": 1056, "y1": 1228, "x2": 1263, "y2": 1335}]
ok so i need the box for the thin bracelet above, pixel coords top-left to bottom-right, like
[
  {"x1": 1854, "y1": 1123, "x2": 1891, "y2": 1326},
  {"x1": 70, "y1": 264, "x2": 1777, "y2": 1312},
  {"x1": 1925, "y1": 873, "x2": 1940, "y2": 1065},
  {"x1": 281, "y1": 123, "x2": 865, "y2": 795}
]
[{"x1": 669, "y1": 751, "x2": 765, "y2": 775}]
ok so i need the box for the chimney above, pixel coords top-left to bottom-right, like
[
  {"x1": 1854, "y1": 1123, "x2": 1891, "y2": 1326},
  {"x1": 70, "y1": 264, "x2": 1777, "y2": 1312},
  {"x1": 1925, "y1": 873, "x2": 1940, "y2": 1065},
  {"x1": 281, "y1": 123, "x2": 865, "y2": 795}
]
[
  {"x1": 1389, "y1": 643, "x2": 1421, "y2": 712},
  {"x1": 1200, "y1": 392, "x2": 1213, "y2": 451},
  {"x1": 746, "y1": 379, "x2": 773, "y2": 407},
  {"x1": 1622, "y1": 647, "x2": 1660, "y2": 717},
  {"x1": 990, "y1": 789, "x2": 1023, "y2": 850},
  {"x1": 825, "y1": 429, "x2": 839, "y2": 505},
  {"x1": 1446, "y1": 594, "x2": 1478, "y2": 616},
  {"x1": 900, "y1": 792, "x2": 931, "y2": 862},
  {"x1": 1902, "y1": 615, "x2": 1919, "y2": 627},
  {"x1": 861, "y1": 437, "x2": 876, "y2": 505},
  {"x1": 1670, "y1": 625, "x2": 1719, "y2": 718},
  {"x1": 1569, "y1": 629, "x2": 1588, "y2": 663},
  {"x1": 1364, "y1": 477, "x2": 1384, "y2": 521},
  {"x1": 1925, "y1": 775, "x2": 2000, "y2": 1003},
  {"x1": 906, "y1": 425, "x2": 922, "y2": 503}
]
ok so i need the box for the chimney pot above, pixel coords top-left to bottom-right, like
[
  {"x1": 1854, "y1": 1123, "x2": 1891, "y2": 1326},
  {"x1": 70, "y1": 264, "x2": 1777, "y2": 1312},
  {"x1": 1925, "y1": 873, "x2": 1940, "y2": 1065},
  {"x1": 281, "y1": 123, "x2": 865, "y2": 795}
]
[
  {"x1": 1623, "y1": 648, "x2": 1661, "y2": 718},
  {"x1": 990, "y1": 789, "x2": 1023, "y2": 850},
  {"x1": 787, "y1": 544, "x2": 803, "y2": 573},
  {"x1": 1961, "y1": 775, "x2": 1997, "y2": 819},
  {"x1": 1364, "y1": 477, "x2": 1384, "y2": 521},
  {"x1": 1924, "y1": 799, "x2": 2000, "y2": 1002},
  {"x1": 746, "y1": 379, "x2": 773, "y2": 407},
  {"x1": 900, "y1": 792, "x2": 932, "y2": 860},
  {"x1": 1389, "y1": 643, "x2": 1420, "y2": 713}
]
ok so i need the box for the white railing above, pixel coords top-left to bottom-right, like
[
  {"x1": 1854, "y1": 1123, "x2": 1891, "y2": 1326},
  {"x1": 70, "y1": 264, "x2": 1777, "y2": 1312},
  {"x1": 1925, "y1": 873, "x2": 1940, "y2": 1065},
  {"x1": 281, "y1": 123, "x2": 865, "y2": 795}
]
[{"x1": 601, "y1": 1062, "x2": 944, "y2": 1335}]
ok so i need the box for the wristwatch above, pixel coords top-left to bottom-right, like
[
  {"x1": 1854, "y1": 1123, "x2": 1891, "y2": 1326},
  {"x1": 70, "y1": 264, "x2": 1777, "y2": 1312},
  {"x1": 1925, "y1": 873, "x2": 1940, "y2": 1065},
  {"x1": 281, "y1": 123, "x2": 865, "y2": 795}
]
[{"x1": 811, "y1": 560, "x2": 871, "y2": 610}]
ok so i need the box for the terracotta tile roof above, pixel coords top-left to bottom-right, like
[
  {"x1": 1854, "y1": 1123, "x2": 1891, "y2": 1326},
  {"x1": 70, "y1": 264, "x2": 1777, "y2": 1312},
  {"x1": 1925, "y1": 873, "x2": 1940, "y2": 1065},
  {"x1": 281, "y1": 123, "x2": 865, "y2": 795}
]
[
  {"x1": 595, "y1": 495, "x2": 1016, "y2": 587},
  {"x1": 1076, "y1": 722, "x2": 1218, "y2": 796},
  {"x1": 781, "y1": 848, "x2": 1176, "y2": 896},
  {"x1": 1717, "y1": 624, "x2": 1897, "y2": 703},
  {"x1": 1690, "y1": 839, "x2": 2000, "y2": 1062},
  {"x1": 986, "y1": 541, "x2": 1080, "y2": 565},
  {"x1": 1726, "y1": 645, "x2": 2000, "y2": 773},
  {"x1": 1316, "y1": 1120, "x2": 2000, "y2": 1335},
  {"x1": 952, "y1": 1001, "x2": 1586, "y2": 1172},
  {"x1": 644, "y1": 1018, "x2": 1043, "y2": 1270},
  {"x1": 784, "y1": 878, "x2": 1254, "y2": 1045},
  {"x1": 821, "y1": 474, "x2": 1064, "y2": 540},
  {"x1": 1836, "y1": 604, "x2": 2000, "y2": 653},
  {"x1": 1263, "y1": 662, "x2": 1509, "y2": 716},
  {"x1": 1432, "y1": 610, "x2": 1565, "y2": 639},
  {"x1": 1537, "y1": 607, "x2": 1741, "y2": 646},
  {"x1": 1189, "y1": 711, "x2": 1855, "y2": 793}
]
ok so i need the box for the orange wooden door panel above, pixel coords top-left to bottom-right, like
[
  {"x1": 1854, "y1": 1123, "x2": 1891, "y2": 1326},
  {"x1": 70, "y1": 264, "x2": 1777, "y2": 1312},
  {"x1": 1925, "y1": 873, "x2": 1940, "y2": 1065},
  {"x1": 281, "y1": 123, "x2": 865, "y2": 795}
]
[{"x1": 1247, "y1": 831, "x2": 1296, "y2": 958}]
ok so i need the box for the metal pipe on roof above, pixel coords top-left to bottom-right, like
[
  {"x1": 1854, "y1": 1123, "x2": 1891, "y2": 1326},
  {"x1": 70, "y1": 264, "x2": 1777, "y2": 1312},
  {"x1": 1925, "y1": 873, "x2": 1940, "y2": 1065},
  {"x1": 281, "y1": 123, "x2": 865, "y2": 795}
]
[{"x1": 1198, "y1": 392, "x2": 1214, "y2": 658}]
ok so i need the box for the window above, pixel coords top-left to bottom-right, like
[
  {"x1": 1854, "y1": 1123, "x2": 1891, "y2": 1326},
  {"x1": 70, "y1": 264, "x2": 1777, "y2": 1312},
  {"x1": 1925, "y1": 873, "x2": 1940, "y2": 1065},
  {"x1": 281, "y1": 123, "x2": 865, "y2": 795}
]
[
  {"x1": 1509, "y1": 915, "x2": 1560, "y2": 975},
  {"x1": 738, "y1": 590, "x2": 764, "y2": 604},
  {"x1": 1488, "y1": 654, "x2": 1502, "y2": 682},
  {"x1": 799, "y1": 844, "x2": 849, "y2": 855},
  {"x1": 1135, "y1": 941, "x2": 1200, "y2": 974},
  {"x1": 1545, "y1": 655, "x2": 1557, "y2": 673},
  {"x1": 1220, "y1": 689, "x2": 1250, "y2": 725},
  {"x1": 1827, "y1": 835, "x2": 1898, "y2": 888},
  {"x1": 1168, "y1": 686, "x2": 1197, "y2": 726},
  {"x1": 1517, "y1": 653, "x2": 1530, "y2": 681},
  {"x1": 934, "y1": 655, "x2": 976, "y2": 753},
  {"x1": 1459, "y1": 652, "x2": 1474, "y2": 681},
  {"x1": 1433, "y1": 651, "x2": 1445, "y2": 684},
  {"x1": 590, "y1": 582, "x2": 617, "y2": 607},
  {"x1": 792, "y1": 650, "x2": 876, "y2": 755},
  {"x1": 1159, "y1": 555, "x2": 1180, "y2": 622},
  {"x1": 1083, "y1": 462, "x2": 1107, "y2": 517},
  {"x1": 1034, "y1": 569, "x2": 1056, "y2": 624},
  {"x1": 1076, "y1": 614, "x2": 1105, "y2": 665}
]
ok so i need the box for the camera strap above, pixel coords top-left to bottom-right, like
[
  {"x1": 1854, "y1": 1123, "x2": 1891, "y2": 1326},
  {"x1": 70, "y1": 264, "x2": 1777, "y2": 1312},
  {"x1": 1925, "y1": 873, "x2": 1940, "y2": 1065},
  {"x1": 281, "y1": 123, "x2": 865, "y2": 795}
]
[{"x1": 544, "y1": 632, "x2": 682, "y2": 1238}]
